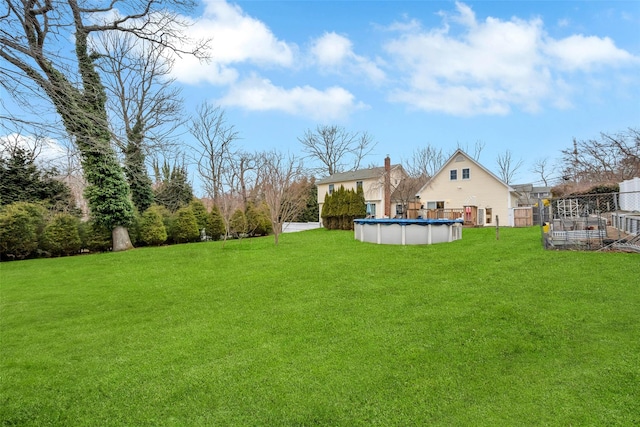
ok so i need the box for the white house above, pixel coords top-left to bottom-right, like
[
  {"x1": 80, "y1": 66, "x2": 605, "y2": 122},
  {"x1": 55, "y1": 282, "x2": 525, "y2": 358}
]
[
  {"x1": 316, "y1": 157, "x2": 407, "y2": 226},
  {"x1": 415, "y1": 149, "x2": 521, "y2": 226}
]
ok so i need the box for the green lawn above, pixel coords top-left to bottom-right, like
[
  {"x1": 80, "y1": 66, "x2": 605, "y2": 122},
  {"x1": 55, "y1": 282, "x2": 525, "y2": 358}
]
[{"x1": 1, "y1": 227, "x2": 639, "y2": 426}]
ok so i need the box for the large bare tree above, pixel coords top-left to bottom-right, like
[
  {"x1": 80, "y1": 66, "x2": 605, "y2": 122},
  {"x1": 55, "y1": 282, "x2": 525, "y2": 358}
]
[
  {"x1": 561, "y1": 128, "x2": 639, "y2": 186},
  {"x1": 96, "y1": 32, "x2": 185, "y2": 213},
  {"x1": 258, "y1": 150, "x2": 308, "y2": 245},
  {"x1": 298, "y1": 125, "x2": 377, "y2": 177},
  {"x1": 495, "y1": 150, "x2": 524, "y2": 185},
  {"x1": 456, "y1": 140, "x2": 486, "y2": 161},
  {"x1": 531, "y1": 157, "x2": 553, "y2": 187},
  {"x1": 0, "y1": 0, "x2": 206, "y2": 250},
  {"x1": 390, "y1": 176, "x2": 423, "y2": 219},
  {"x1": 403, "y1": 144, "x2": 446, "y2": 179},
  {"x1": 190, "y1": 103, "x2": 239, "y2": 205},
  {"x1": 229, "y1": 150, "x2": 258, "y2": 209}
]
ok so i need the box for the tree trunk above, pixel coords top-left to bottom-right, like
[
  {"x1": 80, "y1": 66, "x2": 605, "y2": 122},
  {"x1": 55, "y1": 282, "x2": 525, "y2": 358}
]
[{"x1": 112, "y1": 226, "x2": 134, "y2": 252}]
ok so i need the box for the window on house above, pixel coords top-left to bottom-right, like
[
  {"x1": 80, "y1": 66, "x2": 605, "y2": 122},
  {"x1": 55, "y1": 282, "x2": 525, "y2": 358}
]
[
  {"x1": 396, "y1": 204, "x2": 403, "y2": 215},
  {"x1": 450, "y1": 169, "x2": 457, "y2": 180},
  {"x1": 462, "y1": 168, "x2": 470, "y2": 179},
  {"x1": 356, "y1": 181, "x2": 363, "y2": 191},
  {"x1": 426, "y1": 201, "x2": 445, "y2": 209},
  {"x1": 329, "y1": 184, "x2": 334, "y2": 195},
  {"x1": 486, "y1": 207, "x2": 492, "y2": 224},
  {"x1": 366, "y1": 203, "x2": 376, "y2": 218}
]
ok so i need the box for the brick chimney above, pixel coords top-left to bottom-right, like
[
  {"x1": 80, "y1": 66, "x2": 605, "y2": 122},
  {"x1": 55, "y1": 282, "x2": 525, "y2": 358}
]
[{"x1": 384, "y1": 155, "x2": 391, "y2": 218}]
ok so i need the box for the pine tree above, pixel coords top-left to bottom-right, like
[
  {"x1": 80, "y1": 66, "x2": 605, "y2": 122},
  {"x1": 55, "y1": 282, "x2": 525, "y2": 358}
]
[
  {"x1": 138, "y1": 205, "x2": 168, "y2": 246},
  {"x1": 42, "y1": 214, "x2": 82, "y2": 256},
  {"x1": 207, "y1": 205, "x2": 225, "y2": 241},
  {"x1": 171, "y1": 207, "x2": 200, "y2": 243}
]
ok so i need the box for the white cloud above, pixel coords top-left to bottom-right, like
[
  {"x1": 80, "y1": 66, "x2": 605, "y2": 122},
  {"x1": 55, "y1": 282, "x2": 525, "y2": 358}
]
[
  {"x1": 310, "y1": 32, "x2": 386, "y2": 83},
  {"x1": 171, "y1": 0, "x2": 295, "y2": 85},
  {"x1": 217, "y1": 76, "x2": 367, "y2": 121},
  {"x1": 383, "y1": 2, "x2": 638, "y2": 116},
  {"x1": 199, "y1": 0, "x2": 294, "y2": 66},
  {"x1": 312, "y1": 32, "x2": 353, "y2": 67},
  {"x1": 544, "y1": 35, "x2": 636, "y2": 71},
  {"x1": 171, "y1": 58, "x2": 239, "y2": 85},
  {"x1": 0, "y1": 133, "x2": 70, "y2": 169},
  {"x1": 451, "y1": 1, "x2": 477, "y2": 28}
]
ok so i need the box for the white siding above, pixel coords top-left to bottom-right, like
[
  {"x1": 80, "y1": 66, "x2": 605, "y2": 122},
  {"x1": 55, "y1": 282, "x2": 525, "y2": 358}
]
[{"x1": 417, "y1": 153, "x2": 514, "y2": 226}]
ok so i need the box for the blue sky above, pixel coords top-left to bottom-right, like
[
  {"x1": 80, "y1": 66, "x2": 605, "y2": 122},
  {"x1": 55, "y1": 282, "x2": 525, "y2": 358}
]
[
  {"x1": 169, "y1": 0, "x2": 639, "y2": 190},
  {"x1": 2, "y1": 1, "x2": 638, "y2": 195}
]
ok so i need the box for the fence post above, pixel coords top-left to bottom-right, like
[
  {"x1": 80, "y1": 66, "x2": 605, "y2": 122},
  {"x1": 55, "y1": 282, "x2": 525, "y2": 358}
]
[
  {"x1": 496, "y1": 215, "x2": 499, "y2": 240},
  {"x1": 539, "y1": 198, "x2": 545, "y2": 248}
]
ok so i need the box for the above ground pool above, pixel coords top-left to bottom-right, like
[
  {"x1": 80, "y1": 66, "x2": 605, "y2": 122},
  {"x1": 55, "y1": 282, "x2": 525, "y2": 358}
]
[{"x1": 353, "y1": 218, "x2": 463, "y2": 245}]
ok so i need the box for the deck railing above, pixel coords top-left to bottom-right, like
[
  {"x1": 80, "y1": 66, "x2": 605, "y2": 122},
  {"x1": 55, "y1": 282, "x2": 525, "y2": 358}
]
[{"x1": 422, "y1": 209, "x2": 464, "y2": 220}]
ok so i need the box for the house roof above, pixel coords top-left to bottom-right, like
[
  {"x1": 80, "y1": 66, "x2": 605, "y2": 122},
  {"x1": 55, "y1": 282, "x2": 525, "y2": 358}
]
[
  {"x1": 512, "y1": 183, "x2": 533, "y2": 192},
  {"x1": 531, "y1": 186, "x2": 552, "y2": 193},
  {"x1": 416, "y1": 149, "x2": 515, "y2": 195},
  {"x1": 316, "y1": 164, "x2": 403, "y2": 185},
  {"x1": 512, "y1": 184, "x2": 552, "y2": 196}
]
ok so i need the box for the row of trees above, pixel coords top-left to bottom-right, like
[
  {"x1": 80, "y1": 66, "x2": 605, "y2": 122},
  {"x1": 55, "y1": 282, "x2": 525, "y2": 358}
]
[
  {"x1": 1, "y1": 0, "x2": 321, "y2": 250},
  {"x1": 557, "y1": 128, "x2": 639, "y2": 194},
  {"x1": 321, "y1": 186, "x2": 366, "y2": 230},
  {"x1": 0, "y1": 139, "x2": 323, "y2": 260},
  {"x1": 0, "y1": 198, "x2": 269, "y2": 260}
]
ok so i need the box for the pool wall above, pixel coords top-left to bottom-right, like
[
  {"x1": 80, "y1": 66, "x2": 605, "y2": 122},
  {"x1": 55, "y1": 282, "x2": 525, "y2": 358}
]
[{"x1": 354, "y1": 218, "x2": 463, "y2": 245}]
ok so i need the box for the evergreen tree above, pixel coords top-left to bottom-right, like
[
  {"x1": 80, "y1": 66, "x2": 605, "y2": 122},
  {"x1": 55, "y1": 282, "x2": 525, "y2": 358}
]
[
  {"x1": 295, "y1": 179, "x2": 319, "y2": 222},
  {"x1": 189, "y1": 198, "x2": 209, "y2": 232},
  {"x1": 124, "y1": 127, "x2": 155, "y2": 213},
  {"x1": 82, "y1": 220, "x2": 113, "y2": 252},
  {"x1": 42, "y1": 213, "x2": 82, "y2": 256},
  {"x1": 171, "y1": 206, "x2": 200, "y2": 243},
  {"x1": 230, "y1": 208, "x2": 248, "y2": 238},
  {"x1": 321, "y1": 192, "x2": 335, "y2": 230},
  {"x1": 0, "y1": 202, "x2": 47, "y2": 260},
  {"x1": 207, "y1": 205, "x2": 225, "y2": 241},
  {"x1": 321, "y1": 185, "x2": 365, "y2": 230},
  {"x1": 138, "y1": 205, "x2": 168, "y2": 246},
  {"x1": 0, "y1": 147, "x2": 75, "y2": 211},
  {"x1": 154, "y1": 161, "x2": 194, "y2": 213},
  {"x1": 246, "y1": 202, "x2": 272, "y2": 236}
]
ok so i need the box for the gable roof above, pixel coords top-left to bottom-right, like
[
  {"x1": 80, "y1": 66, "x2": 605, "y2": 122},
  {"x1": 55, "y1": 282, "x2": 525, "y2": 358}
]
[
  {"x1": 416, "y1": 149, "x2": 515, "y2": 195},
  {"x1": 316, "y1": 164, "x2": 404, "y2": 185}
]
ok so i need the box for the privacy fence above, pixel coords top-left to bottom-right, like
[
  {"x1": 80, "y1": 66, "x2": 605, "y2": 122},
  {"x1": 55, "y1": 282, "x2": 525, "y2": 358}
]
[{"x1": 540, "y1": 189, "x2": 640, "y2": 252}]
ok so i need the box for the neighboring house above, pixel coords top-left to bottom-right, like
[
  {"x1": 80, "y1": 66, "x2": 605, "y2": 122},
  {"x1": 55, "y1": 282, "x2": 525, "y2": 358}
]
[
  {"x1": 316, "y1": 156, "x2": 407, "y2": 226},
  {"x1": 513, "y1": 184, "x2": 552, "y2": 206},
  {"x1": 415, "y1": 149, "x2": 521, "y2": 227}
]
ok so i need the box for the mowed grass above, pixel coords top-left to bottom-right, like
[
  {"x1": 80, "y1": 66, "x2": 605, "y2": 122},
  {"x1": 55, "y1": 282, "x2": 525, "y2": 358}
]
[{"x1": 1, "y1": 227, "x2": 639, "y2": 426}]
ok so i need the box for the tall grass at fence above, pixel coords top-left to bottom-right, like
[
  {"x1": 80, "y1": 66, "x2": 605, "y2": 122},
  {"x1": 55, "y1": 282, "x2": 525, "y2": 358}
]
[{"x1": 1, "y1": 227, "x2": 639, "y2": 425}]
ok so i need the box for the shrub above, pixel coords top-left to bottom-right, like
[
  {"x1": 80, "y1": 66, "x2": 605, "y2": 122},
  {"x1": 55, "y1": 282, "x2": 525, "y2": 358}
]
[
  {"x1": 230, "y1": 208, "x2": 247, "y2": 238},
  {"x1": 246, "y1": 202, "x2": 272, "y2": 236},
  {"x1": 138, "y1": 206, "x2": 168, "y2": 246},
  {"x1": 42, "y1": 213, "x2": 82, "y2": 256},
  {"x1": 83, "y1": 220, "x2": 112, "y2": 253},
  {"x1": 171, "y1": 206, "x2": 200, "y2": 244},
  {"x1": 295, "y1": 179, "x2": 319, "y2": 222},
  {"x1": 207, "y1": 205, "x2": 225, "y2": 241},
  {"x1": 0, "y1": 202, "x2": 47, "y2": 260},
  {"x1": 189, "y1": 198, "x2": 209, "y2": 233},
  {"x1": 321, "y1": 185, "x2": 365, "y2": 230},
  {"x1": 149, "y1": 204, "x2": 175, "y2": 244},
  {"x1": 126, "y1": 209, "x2": 143, "y2": 247}
]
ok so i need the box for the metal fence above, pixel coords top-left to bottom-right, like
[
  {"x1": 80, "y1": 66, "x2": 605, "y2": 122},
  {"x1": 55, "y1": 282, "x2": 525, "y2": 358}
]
[{"x1": 540, "y1": 191, "x2": 640, "y2": 251}]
